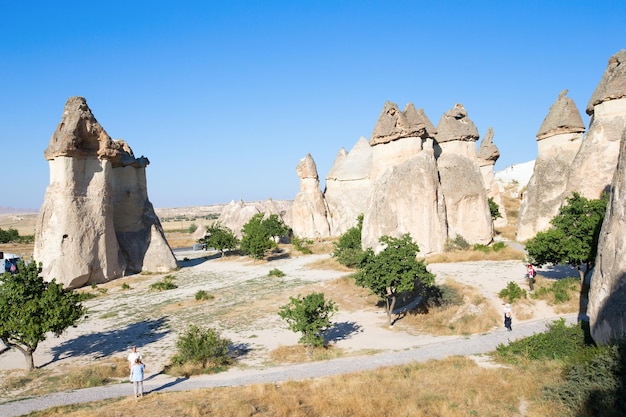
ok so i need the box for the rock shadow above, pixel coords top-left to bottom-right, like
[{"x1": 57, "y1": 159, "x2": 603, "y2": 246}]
[
  {"x1": 44, "y1": 317, "x2": 170, "y2": 368},
  {"x1": 177, "y1": 253, "x2": 221, "y2": 268},
  {"x1": 229, "y1": 342, "x2": 252, "y2": 359},
  {"x1": 324, "y1": 321, "x2": 362, "y2": 344}
]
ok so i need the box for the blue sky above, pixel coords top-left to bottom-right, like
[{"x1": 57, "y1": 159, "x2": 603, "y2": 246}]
[{"x1": 1, "y1": 1, "x2": 625, "y2": 210}]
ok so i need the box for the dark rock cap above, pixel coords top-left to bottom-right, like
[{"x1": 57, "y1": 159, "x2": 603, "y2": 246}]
[
  {"x1": 44, "y1": 96, "x2": 122, "y2": 161},
  {"x1": 435, "y1": 104, "x2": 480, "y2": 143},
  {"x1": 476, "y1": 127, "x2": 500, "y2": 162},
  {"x1": 370, "y1": 101, "x2": 435, "y2": 145},
  {"x1": 537, "y1": 89, "x2": 585, "y2": 140},
  {"x1": 587, "y1": 49, "x2": 626, "y2": 115}
]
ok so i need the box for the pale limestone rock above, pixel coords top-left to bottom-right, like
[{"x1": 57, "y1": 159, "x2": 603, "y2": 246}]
[
  {"x1": 436, "y1": 104, "x2": 492, "y2": 244},
  {"x1": 291, "y1": 154, "x2": 331, "y2": 239},
  {"x1": 588, "y1": 130, "x2": 626, "y2": 345},
  {"x1": 361, "y1": 150, "x2": 447, "y2": 255},
  {"x1": 565, "y1": 51, "x2": 626, "y2": 200},
  {"x1": 34, "y1": 97, "x2": 176, "y2": 288},
  {"x1": 324, "y1": 138, "x2": 372, "y2": 236},
  {"x1": 217, "y1": 200, "x2": 261, "y2": 238},
  {"x1": 477, "y1": 127, "x2": 507, "y2": 228},
  {"x1": 516, "y1": 91, "x2": 584, "y2": 241},
  {"x1": 370, "y1": 102, "x2": 436, "y2": 146}
]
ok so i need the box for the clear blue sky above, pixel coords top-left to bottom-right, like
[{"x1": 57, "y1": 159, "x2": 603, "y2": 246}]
[{"x1": 1, "y1": 1, "x2": 625, "y2": 210}]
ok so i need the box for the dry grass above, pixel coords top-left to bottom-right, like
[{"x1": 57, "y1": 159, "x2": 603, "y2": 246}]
[
  {"x1": 496, "y1": 184, "x2": 523, "y2": 241},
  {"x1": 0, "y1": 357, "x2": 129, "y2": 400},
  {"x1": 531, "y1": 275, "x2": 580, "y2": 315},
  {"x1": 398, "y1": 280, "x2": 501, "y2": 336},
  {"x1": 25, "y1": 356, "x2": 570, "y2": 417},
  {"x1": 268, "y1": 345, "x2": 344, "y2": 363},
  {"x1": 425, "y1": 246, "x2": 525, "y2": 264}
]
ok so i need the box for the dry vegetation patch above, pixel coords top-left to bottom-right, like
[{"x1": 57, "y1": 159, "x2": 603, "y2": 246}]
[
  {"x1": 425, "y1": 246, "x2": 525, "y2": 263},
  {"x1": 24, "y1": 356, "x2": 570, "y2": 417}
]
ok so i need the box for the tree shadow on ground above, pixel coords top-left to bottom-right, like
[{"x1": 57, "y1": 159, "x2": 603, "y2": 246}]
[
  {"x1": 229, "y1": 342, "x2": 252, "y2": 359},
  {"x1": 176, "y1": 252, "x2": 222, "y2": 268},
  {"x1": 537, "y1": 264, "x2": 579, "y2": 279},
  {"x1": 324, "y1": 321, "x2": 362, "y2": 344},
  {"x1": 43, "y1": 317, "x2": 170, "y2": 368},
  {"x1": 267, "y1": 252, "x2": 291, "y2": 262}
]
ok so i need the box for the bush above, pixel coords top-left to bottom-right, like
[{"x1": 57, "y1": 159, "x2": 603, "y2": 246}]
[
  {"x1": 492, "y1": 241, "x2": 506, "y2": 251},
  {"x1": 472, "y1": 244, "x2": 490, "y2": 253},
  {"x1": 121, "y1": 282, "x2": 130, "y2": 290},
  {"x1": 547, "y1": 341, "x2": 626, "y2": 415},
  {"x1": 495, "y1": 318, "x2": 587, "y2": 363},
  {"x1": 150, "y1": 275, "x2": 178, "y2": 291},
  {"x1": 292, "y1": 236, "x2": 313, "y2": 254},
  {"x1": 444, "y1": 235, "x2": 471, "y2": 252},
  {"x1": 498, "y1": 281, "x2": 526, "y2": 303},
  {"x1": 171, "y1": 325, "x2": 232, "y2": 369},
  {"x1": 332, "y1": 214, "x2": 365, "y2": 268},
  {"x1": 423, "y1": 284, "x2": 464, "y2": 309},
  {"x1": 188, "y1": 223, "x2": 198, "y2": 234},
  {"x1": 195, "y1": 290, "x2": 214, "y2": 301},
  {"x1": 268, "y1": 268, "x2": 285, "y2": 278}
]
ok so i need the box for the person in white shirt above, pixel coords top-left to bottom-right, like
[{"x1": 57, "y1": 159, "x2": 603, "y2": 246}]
[{"x1": 127, "y1": 346, "x2": 141, "y2": 369}]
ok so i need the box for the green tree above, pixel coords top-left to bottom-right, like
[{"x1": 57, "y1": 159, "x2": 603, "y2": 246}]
[
  {"x1": 331, "y1": 214, "x2": 365, "y2": 267},
  {"x1": 239, "y1": 213, "x2": 289, "y2": 259},
  {"x1": 355, "y1": 234, "x2": 435, "y2": 326},
  {"x1": 172, "y1": 324, "x2": 232, "y2": 369},
  {"x1": 278, "y1": 292, "x2": 337, "y2": 356},
  {"x1": 0, "y1": 227, "x2": 19, "y2": 243},
  {"x1": 0, "y1": 261, "x2": 86, "y2": 371},
  {"x1": 200, "y1": 222, "x2": 239, "y2": 257},
  {"x1": 525, "y1": 192, "x2": 608, "y2": 282},
  {"x1": 488, "y1": 197, "x2": 502, "y2": 221}
]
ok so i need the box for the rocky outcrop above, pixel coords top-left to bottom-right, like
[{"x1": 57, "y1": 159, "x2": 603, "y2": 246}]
[
  {"x1": 217, "y1": 199, "x2": 288, "y2": 238},
  {"x1": 477, "y1": 127, "x2": 507, "y2": 228},
  {"x1": 324, "y1": 138, "x2": 372, "y2": 236},
  {"x1": 435, "y1": 104, "x2": 492, "y2": 244},
  {"x1": 34, "y1": 97, "x2": 176, "y2": 288},
  {"x1": 564, "y1": 50, "x2": 626, "y2": 200},
  {"x1": 362, "y1": 103, "x2": 446, "y2": 254},
  {"x1": 588, "y1": 130, "x2": 626, "y2": 345},
  {"x1": 516, "y1": 90, "x2": 585, "y2": 242},
  {"x1": 291, "y1": 154, "x2": 331, "y2": 239}
]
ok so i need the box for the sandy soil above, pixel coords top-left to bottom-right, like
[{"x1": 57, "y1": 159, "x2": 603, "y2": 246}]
[{"x1": 0, "y1": 250, "x2": 576, "y2": 376}]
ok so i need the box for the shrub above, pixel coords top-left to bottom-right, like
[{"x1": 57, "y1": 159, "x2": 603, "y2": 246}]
[
  {"x1": 495, "y1": 318, "x2": 587, "y2": 363},
  {"x1": 268, "y1": 268, "x2": 285, "y2": 278},
  {"x1": 121, "y1": 282, "x2": 130, "y2": 290},
  {"x1": 188, "y1": 223, "x2": 198, "y2": 234},
  {"x1": 292, "y1": 236, "x2": 313, "y2": 254},
  {"x1": 547, "y1": 341, "x2": 626, "y2": 415},
  {"x1": 423, "y1": 284, "x2": 464, "y2": 309},
  {"x1": 444, "y1": 235, "x2": 471, "y2": 252},
  {"x1": 472, "y1": 244, "x2": 490, "y2": 253},
  {"x1": 492, "y1": 241, "x2": 506, "y2": 251},
  {"x1": 332, "y1": 214, "x2": 365, "y2": 268},
  {"x1": 488, "y1": 197, "x2": 502, "y2": 220},
  {"x1": 498, "y1": 281, "x2": 526, "y2": 303},
  {"x1": 171, "y1": 325, "x2": 232, "y2": 369},
  {"x1": 195, "y1": 290, "x2": 214, "y2": 301},
  {"x1": 150, "y1": 275, "x2": 178, "y2": 291}
]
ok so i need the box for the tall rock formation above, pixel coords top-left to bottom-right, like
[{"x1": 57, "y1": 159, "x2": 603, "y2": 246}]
[
  {"x1": 361, "y1": 102, "x2": 447, "y2": 254},
  {"x1": 564, "y1": 49, "x2": 626, "y2": 200},
  {"x1": 588, "y1": 130, "x2": 626, "y2": 345},
  {"x1": 435, "y1": 104, "x2": 492, "y2": 244},
  {"x1": 217, "y1": 199, "x2": 288, "y2": 238},
  {"x1": 291, "y1": 154, "x2": 331, "y2": 239},
  {"x1": 476, "y1": 127, "x2": 507, "y2": 228},
  {"x1": 34, "y1": 97, "x2": 176, "y2": 288},
  {"x1": 324, "y1": 138, "x2": 372, "y2": 236},
  {"x1": 516, "y1": 90, "x2": 585, "y2": 242}
]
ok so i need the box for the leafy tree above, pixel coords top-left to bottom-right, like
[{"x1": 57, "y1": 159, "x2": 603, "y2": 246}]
[
  {"x1": 278, "y1": 292, "x2": 337, "y2": 356},
  {"x1": 355, "y1": 234, "x2": 435, "y2": 326},
  {"x1": 171, "y1": 324, "x2": 231, "y2": 369},
  {"x1": 239, "y1": 213, "x2": 289, "y2": 259},
  {"x1": 525, "y1": 192, "x2": 608, "y2": 282},
  {"x1": 199, "y1": 222, "x2": 239, "y2": 257},
  {"x1": 0, "y1": 261, "x2": 86, "y2": 371},
  {"x1": 331, "y1": 214, "x2": 366, "y2": 267},
  {"x1": 0, "y1": 227, "x2": 19, "y2": 243},
  {"x1": 488, "y1": 197, "x2": 502, "y2": 221}
]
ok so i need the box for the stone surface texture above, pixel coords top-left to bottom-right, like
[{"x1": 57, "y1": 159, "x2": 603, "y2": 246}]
[
  {"x1": 291, "y1": 154, "x2": 331, "y2": 239},
  {"x1": 477, "y1": 127, "x2": 507, "y2": 228},
  {"x1": 435, "y1": 104, "x2": 492, "y2": 244},
  {"x1": 516, "y1": 91, "x2": 584, "y2": 241},
  {"x1": 588, "y1": 130, "x2": 626, "y2": 345},
  {"x1": 34, "y1": 97, "x2": 176, "y2": 288}
]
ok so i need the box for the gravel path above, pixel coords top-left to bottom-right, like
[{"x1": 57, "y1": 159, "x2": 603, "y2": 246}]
[{"x1": 0, "y1": 314, "x2": 577, "y2": 417}]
